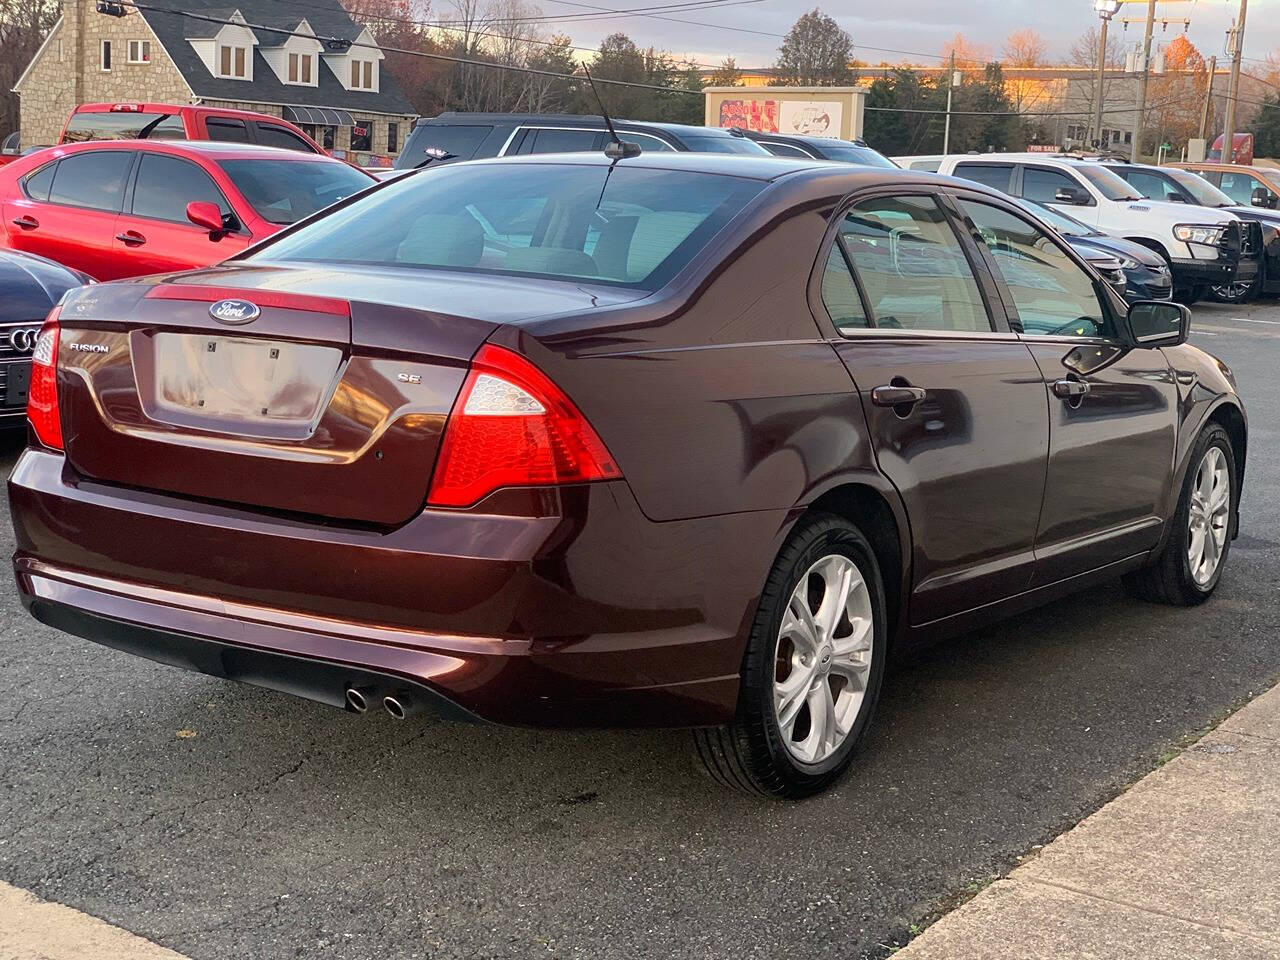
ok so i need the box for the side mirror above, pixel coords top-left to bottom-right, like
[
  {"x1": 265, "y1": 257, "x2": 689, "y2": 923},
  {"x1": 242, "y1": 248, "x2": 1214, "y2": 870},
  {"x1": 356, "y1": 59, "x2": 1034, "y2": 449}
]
[
  {"x1": 186, "y1": 201, "x2": 225, "y2": 235},
  {"x1": 1054, "y1": 186, "x2": 1089, "y2": 206},
  {"x1": 1250, "y1": 186, "x2": 1277, "y2": 209},
  {"x1": 1127, "y1": 299, "x2": 1190, "y2": 348},
  {"x1": 1167, "y1": 193, "x2": 1187, "y2": 202}
]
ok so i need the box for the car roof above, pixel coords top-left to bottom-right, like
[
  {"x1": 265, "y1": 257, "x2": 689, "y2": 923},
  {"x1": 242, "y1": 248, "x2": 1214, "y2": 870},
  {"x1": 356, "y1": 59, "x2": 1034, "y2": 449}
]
[
  {"x1": 418, "y1": 113, "x2": 746, "y2": 137},
  {"x1": 41, "y1": 139, "x2": 342, "y2": 162},
  {"x1": 742, "y1": 130, "x2": 870, "y2": 147}
]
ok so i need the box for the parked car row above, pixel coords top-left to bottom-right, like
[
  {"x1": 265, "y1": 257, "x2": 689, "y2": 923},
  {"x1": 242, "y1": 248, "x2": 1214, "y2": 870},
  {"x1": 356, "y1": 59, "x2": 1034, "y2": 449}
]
[
  {"x1": 895, "y1": 151, "x2": 1273, "y2": 305},
  {"x1": 5, "y1": 127, "x2": 1247, "y2": 797}
]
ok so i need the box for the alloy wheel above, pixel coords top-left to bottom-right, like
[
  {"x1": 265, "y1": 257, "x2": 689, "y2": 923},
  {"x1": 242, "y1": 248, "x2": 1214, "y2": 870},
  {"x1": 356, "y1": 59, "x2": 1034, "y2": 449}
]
[
  {"x1": 1188, "y1": 446, "x2": 1231, "y2": 586},
  {"x1": 773, "y1": 554, "x2": 874, "y2": 765},
  {"x1": 1209, "y1": 280, "x2": 1254, "y2": 302}
]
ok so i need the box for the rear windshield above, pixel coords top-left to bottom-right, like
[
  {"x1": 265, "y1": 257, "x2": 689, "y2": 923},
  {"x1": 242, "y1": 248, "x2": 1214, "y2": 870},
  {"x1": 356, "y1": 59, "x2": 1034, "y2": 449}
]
[
  {"x1": 680, "y1": 134, "x2": 770, "y2": 155},
  {"x1": 63, "y1": 111, "x2": 186, "y2": 142},
  {"x1": 219, "y1": 159, "x2": 374, "y2": 224},
  {"x1": 398, "y1": 124, "x2": 493, "y2": 167},
  {"x1": 248, "y1": 163, "x2": 766, "y2": 289}
]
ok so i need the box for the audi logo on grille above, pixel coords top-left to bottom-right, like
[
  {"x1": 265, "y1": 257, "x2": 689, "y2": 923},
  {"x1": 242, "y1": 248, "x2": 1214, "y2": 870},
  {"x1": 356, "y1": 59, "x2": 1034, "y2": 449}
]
[{"x1": 7, "y1": 328, "x2": 40, "y2": 354}]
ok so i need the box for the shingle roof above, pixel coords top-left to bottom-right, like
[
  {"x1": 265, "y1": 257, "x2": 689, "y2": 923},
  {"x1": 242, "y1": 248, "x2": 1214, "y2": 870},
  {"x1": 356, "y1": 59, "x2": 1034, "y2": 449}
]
[{"x1": 140, "y1": 0, "x2": 416, "y2": 116}]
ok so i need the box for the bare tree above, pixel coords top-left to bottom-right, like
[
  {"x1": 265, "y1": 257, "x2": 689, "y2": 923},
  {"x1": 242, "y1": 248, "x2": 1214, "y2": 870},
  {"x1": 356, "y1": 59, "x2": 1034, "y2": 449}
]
[{"x1": 0, "y1": 0, "x2": 61, "y2": 139}]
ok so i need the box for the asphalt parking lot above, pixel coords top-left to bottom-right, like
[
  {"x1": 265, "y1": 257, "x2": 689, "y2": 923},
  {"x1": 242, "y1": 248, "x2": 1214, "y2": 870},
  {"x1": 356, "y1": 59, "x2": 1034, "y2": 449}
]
[{"x1": 2, "y1": 301, "x2": 1278, "y2": 960}]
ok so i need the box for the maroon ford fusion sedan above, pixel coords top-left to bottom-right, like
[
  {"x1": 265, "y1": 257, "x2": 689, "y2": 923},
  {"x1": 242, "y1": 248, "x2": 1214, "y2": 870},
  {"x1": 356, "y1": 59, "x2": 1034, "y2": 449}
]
[{"x1": 9, "y1": 153, "x2": 1246, "y2": 798}]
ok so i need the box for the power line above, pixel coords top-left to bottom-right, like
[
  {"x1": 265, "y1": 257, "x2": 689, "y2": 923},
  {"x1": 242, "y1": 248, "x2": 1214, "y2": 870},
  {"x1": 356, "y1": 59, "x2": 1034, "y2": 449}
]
[{"x1": 433, "y1": 0, "x2": 765, "y2": 28}]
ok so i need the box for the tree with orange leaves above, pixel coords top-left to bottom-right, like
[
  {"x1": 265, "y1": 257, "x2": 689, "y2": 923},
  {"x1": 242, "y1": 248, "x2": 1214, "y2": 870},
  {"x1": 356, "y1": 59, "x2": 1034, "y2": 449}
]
[{"x1": 1147, "y1": 34, "x2": 1206, "y2": 155}]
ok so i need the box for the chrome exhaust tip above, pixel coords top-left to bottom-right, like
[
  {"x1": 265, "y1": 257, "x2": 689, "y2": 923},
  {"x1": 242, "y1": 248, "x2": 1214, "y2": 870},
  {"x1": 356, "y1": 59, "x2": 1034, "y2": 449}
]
[
  {"x1": 383, "y1": 690, "x2": 418, "y2": 720},
  {"x1": 345, "y1": 685, "x2": 374, "y2": 714}
]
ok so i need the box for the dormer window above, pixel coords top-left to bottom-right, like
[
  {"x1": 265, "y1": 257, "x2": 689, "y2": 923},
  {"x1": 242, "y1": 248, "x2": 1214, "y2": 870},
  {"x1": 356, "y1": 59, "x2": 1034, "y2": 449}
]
[
  {"x1": 218, "y1": 43, "x2": 248, "y2": 78},
  {"x1": 350, "y1": 59, "x2": 373, "y2": 89},
  {"x1": 288, "y1": 52, "x2": 313, "y2": 84}
]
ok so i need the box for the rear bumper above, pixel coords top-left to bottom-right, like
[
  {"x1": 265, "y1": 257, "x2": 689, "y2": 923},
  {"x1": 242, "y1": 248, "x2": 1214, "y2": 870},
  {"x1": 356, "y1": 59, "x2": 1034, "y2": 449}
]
[{"x1": 9, "y1": 449, "x2": 780, "y2": 727}]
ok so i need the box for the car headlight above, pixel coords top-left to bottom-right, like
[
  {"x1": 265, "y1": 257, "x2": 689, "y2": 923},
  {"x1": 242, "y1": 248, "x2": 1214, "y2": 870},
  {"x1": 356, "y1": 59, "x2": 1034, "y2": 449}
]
[
  {"x1": 1117, "y1": 257, "x2": 1141, "y2": 270},
  {"x1": 1174, "y1": 224, "x2": 1225, "y2": 245}
]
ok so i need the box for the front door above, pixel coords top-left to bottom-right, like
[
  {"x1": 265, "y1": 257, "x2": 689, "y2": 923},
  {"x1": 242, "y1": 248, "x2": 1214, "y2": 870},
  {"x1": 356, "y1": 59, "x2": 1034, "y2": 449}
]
[
  {"x1": 112, "y1": 151, "x2": 249, "y2": 276},
  {"x1": 956, "y1": 197, "x2": 1180, "y2": 584},
  {"x1": 822, "y1": 191, "x2": 1050, "y2": 625}
]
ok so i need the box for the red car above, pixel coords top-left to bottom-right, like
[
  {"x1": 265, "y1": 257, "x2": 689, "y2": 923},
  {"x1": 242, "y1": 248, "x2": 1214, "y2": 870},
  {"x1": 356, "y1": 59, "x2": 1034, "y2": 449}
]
[
  {"x1": 0, "y1": 140, "x2": 374, "y2": 281},
  {"x1": 61, "y1": 102, "x2": 326, "y2": 155}
]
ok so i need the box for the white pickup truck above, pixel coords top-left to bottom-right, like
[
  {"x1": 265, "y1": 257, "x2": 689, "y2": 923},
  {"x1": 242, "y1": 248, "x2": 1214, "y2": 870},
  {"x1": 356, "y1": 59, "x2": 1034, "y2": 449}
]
[{"x1": 898, "y1": 153, "x2": 1257, "y2": 302}]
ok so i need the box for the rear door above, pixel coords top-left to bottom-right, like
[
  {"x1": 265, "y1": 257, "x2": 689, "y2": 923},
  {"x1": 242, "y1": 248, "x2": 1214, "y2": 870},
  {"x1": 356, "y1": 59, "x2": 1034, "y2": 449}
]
[
  {"x1": 821, "y1": 189, "x2": 1050, "y2": 624},
  {"x1": 111, "y1": 151, "x2": 250, "y2": 275},
  {"x1": 3, "y1": 150, "x2": 134, "y2": 280},
  {"x1": 955, "y1": 196, "x2": 1179, "y2": 583}
]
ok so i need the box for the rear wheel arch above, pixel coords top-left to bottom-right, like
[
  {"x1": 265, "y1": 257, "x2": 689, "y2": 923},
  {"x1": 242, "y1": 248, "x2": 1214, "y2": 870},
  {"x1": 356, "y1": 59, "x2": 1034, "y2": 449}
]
[{"x1": 802, "y1": 483, "x2": 907, "y2": 645}]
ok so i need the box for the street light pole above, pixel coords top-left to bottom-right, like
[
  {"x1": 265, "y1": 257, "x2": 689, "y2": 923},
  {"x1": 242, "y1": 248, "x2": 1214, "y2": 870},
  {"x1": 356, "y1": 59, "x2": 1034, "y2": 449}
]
[
  {"x1": 943, "y1": 50, "x2": 956, "y2": 154},
  {"x1": 1131, "y1": 0, "x2": 1156, "y2": 162},
  {"x1": 1222, "y1": 0, "x2": 1248, "y2": 162},
  {"x1": 1200, "y1": 55, "x2": 1217, "y2": 142},
  {"x1": 1092, "y1": 1, "x2": 1120, "y2": 149}
]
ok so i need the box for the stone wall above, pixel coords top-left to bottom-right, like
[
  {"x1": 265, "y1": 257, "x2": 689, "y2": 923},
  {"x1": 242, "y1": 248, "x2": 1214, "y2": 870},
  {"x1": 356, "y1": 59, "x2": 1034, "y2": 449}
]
[{"x1": 18, "y1": 0, "x2": 192, "y2": 148}]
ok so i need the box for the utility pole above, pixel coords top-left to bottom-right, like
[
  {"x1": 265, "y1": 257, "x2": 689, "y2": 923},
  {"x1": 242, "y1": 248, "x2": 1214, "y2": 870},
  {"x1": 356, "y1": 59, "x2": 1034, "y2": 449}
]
[
  {"x1": 1222, "y1": 0, "x2": 1248, "y2": 163},
  {"x1": 1131, "y1": 0, "x2": 1156, "y2": 162},
  {"x1": 943, "y1": 50, "x2": 956, "y2": 154},
  {"x1": 1092, "y1": 7, "x2": 1113, "y2": 147},
  {"x1": 1200, "y1": 55, "x2": 1217, "y2": 141}
]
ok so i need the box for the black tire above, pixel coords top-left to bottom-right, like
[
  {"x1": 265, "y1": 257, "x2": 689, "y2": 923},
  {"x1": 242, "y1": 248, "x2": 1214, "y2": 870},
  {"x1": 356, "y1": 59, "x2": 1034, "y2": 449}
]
[
  {"x1": 1123, "y1": 423, "x2": 1236, "y2": 605},
  {"x1": 692, "y1": 512, "x2": 887, "y2": 799},
  {"x1": 1174, "y1": 283, "x2": 1207, "y2": 306},
  {"x1": 1208, "y1": 274, "x2": 1260, "y2": 304}
]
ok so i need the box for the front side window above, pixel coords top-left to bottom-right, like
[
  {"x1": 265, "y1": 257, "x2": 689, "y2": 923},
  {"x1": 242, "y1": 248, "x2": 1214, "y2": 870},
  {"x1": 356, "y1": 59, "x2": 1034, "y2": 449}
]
[
  {"x1": 954, "y1": 163, "x2": 1014, "y2": 193},
  {"x1": 959, "y1": 199, "x2": 1113, "y2": 339},
  {"x1": 130, "y1": 154, "x2": 230, "y2": 223},
  {"x1": 248, "y1": 164, "x2": 766, "y2": 290},
  {"x1": 836, "y1": 194, "x2": 991, "y2": 332},
  {"x1": 1217, "y1": 172, "x2": 1266, "y2": 205},
  {"x1": 1122, "y1": 169, "x2": 1181, "y2": 203},
  {"x1": 1022, "y1": 167, "x2": 1087, "y2": 205},
  {"x1": 48, "y1": 150, "x2": 133, "y2": 212},
  {"x1": 220, "y1": 159, "x2": 371, "y2": 224}
]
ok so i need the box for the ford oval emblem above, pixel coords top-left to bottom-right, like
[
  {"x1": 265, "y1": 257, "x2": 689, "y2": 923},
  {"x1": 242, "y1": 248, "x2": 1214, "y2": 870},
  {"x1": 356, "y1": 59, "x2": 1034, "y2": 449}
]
[{"x1": 209, "y1": 298, "x2": 260, "y2": 325}]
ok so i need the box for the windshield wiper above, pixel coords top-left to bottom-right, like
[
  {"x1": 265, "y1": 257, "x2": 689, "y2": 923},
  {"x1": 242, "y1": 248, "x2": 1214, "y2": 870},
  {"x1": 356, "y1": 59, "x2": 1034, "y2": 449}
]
[{"x1": 414, "y1": 148, "x2": 457, "y2": 169}]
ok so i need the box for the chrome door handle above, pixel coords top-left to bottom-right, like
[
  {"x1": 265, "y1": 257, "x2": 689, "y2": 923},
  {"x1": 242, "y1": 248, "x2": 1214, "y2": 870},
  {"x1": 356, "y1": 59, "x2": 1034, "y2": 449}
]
[
  {"x1": 871, "y1": 384, "x2": 927, "y2": 408},
  {"x1": 1051, "y1": 378, "x2": 1091, "y2": 400}
]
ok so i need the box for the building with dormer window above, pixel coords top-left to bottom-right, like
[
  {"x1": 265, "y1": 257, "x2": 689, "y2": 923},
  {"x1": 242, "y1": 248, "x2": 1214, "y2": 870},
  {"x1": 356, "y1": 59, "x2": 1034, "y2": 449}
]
[{"x1": 14, "y1": 0, "x2": 417, "y2": 165}]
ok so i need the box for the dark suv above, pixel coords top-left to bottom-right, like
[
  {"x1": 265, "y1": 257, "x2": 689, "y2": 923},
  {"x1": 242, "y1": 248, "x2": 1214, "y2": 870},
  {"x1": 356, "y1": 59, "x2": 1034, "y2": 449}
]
[
  {"x1": 394, "y1": 113, "x2": 769, "y2": 168},
  {"x1": 739, "y1": 130, "x2": 896, "y2": 167}
]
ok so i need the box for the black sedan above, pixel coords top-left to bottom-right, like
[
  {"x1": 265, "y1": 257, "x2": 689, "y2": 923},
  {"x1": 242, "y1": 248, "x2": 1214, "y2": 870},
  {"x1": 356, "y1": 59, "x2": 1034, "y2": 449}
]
[
  {"x1": 737, "y1": 129, "x2": 897, "y2": 167},
  {"x1": 1018, "y1": 199, "x2": 1173, "y2": 302},
  {"x1": 0, "y1": 251, "x2": 90, "y2": 428}
]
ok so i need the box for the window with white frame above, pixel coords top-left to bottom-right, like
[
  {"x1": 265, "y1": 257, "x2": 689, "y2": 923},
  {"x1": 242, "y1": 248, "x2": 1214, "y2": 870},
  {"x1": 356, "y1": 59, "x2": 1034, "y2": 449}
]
[
  {"x1": 218, "y1": 43, "x2": 248, "y2": 78},
  {"x1": 100, "y1": 40, "x2": 112, "y2": 71},
  {"x1": 288, "y1": 51, "x2": 313, "y2": 84},
  {"x1": 127, "y1": 40, "x2": 151, "y2": 63},
  {"x1": 350, "y1": 59, "x2": 374, "y2": 89}
]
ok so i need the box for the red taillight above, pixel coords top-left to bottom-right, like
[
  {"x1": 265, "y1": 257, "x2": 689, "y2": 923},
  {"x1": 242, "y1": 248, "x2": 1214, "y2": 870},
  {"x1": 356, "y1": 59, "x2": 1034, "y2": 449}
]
[
  {"x1": 27, "y1": 306, "x2": 62, "y2": 450},
  {"x1": 427, "y1": 344, "x2": 621, "y2": 508}
]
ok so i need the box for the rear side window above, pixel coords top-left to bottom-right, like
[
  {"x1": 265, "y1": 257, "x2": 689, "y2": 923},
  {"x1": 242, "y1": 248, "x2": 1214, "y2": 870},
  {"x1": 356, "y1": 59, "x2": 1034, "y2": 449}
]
[
  {"x1": 762, "y1": 142, "x2": 812, "y2": 159},
  {"x1": 23, "y1": 162, "x2": 56, "y2": 201},
  {"x1": 251, "y1": 164, "x2": 766, "y2": 290},
  {"x1": 131, "y1": 153, "x2": 230, "y2": 222},
  {"x1": 63, "y1": 111, "x2": 185, "y2": 142},
  {"x1": 519, "y1": 128, "x2": 601, "y2": 155},
  {"x1": 820, "y1": 243, "x2": 869, "y2": 330},
  {"x1": 836, "y1": 195, "x2": 991, "y2": 332},
  {"x1": 954, "y1": 163, "x2": 1014, "y2": 193},
  {"x1": 48, "y1": 150, "x2": 133, "y2": 211},
  {"x1": 403, "y1": 124, "x2": 492, "y2": 166},
  {"x1": 625, "y1": 132, "x2": 675, "y2": 153},
  {"x1": 206, "y1": 118, "x2": 250, "y2": 142},
  {"x1": 255, "y1": 124, "x2": 316, "y2": 153}
]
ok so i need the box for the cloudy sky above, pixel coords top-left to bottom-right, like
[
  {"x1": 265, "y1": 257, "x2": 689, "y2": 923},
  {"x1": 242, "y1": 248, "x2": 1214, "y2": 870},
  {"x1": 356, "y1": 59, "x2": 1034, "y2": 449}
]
[{"x1": 555, "y1": 0, "x2": 1276, "y2": 73}]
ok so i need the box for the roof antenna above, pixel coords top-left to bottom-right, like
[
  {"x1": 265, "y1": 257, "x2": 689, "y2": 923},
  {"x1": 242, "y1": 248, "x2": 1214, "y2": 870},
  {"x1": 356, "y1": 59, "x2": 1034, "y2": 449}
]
[{"x1": 582, "y1": 64, "x2": 640, "y2": 160}]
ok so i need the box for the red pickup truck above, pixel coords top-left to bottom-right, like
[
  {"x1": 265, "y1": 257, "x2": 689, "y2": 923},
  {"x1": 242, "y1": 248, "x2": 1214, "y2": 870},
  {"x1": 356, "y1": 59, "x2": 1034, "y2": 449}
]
[{"x1": 59, "y1": 103, "x2": 326, "y2": 154}]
